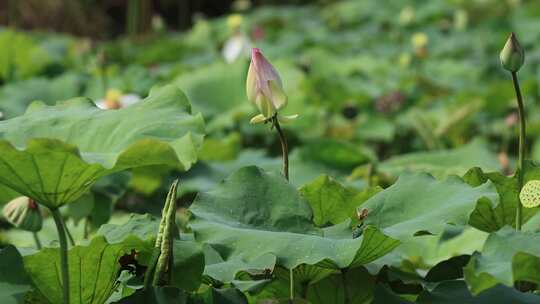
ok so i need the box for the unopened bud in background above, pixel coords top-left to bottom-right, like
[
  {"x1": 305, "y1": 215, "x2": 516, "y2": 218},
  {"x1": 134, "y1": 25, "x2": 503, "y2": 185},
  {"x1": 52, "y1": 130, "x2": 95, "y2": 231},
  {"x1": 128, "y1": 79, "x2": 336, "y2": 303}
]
[{"x1": 2, "y1": 197, "x2": 43, "y2": 232}]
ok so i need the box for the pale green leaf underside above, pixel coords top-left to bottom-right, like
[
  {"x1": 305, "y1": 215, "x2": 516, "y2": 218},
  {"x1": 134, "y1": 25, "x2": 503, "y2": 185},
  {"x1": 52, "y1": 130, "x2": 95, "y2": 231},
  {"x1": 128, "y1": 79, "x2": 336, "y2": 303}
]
[
  {"x1": 465, "y1": 227, "x2": 540, "y2": 295},
  {"x1": 23, "y1": 235, "x2": 151, "y2": 304},
  {"x1": 0, "y1": 85, "x2": 205, "y2": 208},
  {"x1": 362, "y1": 172, "x2": 498, "y2": 240},
  {"x1": 0, "y1": 245, "x2": 32, "y2": 304},
  {"x1": 464, "y1": 161, "x2": 540, "y2": 232}
]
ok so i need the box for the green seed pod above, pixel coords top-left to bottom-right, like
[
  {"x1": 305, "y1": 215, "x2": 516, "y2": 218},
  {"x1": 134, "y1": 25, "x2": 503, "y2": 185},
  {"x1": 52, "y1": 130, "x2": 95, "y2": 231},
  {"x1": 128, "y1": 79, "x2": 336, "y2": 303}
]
[
  {"x1": 152, "y1": 179, "x2": 178, "y2": 286},
  {"x1": 2, "y1": 197, "x2": 42, "y2": 232},
  {"x1": 520, "y1": 180, "x2": 540, "y2": 208},
  {"x1": 500, "y1": 32, "x2": 524, "y2": 72}
]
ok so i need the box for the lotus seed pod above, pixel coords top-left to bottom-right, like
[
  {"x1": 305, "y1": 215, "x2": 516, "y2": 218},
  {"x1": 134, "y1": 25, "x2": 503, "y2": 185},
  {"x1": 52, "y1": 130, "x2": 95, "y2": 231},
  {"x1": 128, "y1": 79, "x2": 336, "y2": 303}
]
[
  {"x1": 2, "y1": 197, "x2": 43, "y2": 232},
  {"x1": 519, "y1": 180, "x2": 540, "y2": 208},
  {"x1": 500, "y1": 32, "x2": 524, "y2": 72}
]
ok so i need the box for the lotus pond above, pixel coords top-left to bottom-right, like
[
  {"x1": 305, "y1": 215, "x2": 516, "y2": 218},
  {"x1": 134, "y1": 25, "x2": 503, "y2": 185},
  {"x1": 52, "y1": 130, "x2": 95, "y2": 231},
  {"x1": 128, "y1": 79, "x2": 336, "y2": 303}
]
[{"x1": 2, "y1": 1, "x2": 540, "y2": 303}]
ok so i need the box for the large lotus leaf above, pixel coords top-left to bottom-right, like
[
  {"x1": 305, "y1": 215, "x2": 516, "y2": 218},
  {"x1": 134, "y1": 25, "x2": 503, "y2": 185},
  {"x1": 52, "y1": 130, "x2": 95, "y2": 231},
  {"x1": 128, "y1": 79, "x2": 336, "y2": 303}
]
[
  {"x1": 189, "y1": 166, "x2": 399, "y2": 276},
  {"x1": 23, "y1": 235, "x2": 152, "y2": 304},
  {"x1": 0, "y1": 245, "x2": 33, "y2": 304},
  {"x1": 379, "y1": 140, "x2": 500, "y2": 179},
  {"x1": 0, "y1": 85, "x2": 205, "y2": 208},
  {"x1": 368, "y1": 227, "x2": 488, "y2": 275},
  {"x1": 361, "y1": 173, "x2": 497, "y2": 240},
  {"x1": 463, "y1": 161, "x2": 540, "y2": 232},
  {"x1": 464, "y1": 227, "x2": 540, "y2": 294},
  {"x1": 416, "y1": 280, "x2": 540, "y2": 304}
]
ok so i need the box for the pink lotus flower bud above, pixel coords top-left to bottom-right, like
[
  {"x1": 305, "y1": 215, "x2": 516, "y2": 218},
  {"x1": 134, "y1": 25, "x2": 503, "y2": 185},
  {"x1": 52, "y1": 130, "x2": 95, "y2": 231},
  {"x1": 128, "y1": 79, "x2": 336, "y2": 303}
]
[{"x1": 246, "y1": 48, "x2": 290, "y2": 123}]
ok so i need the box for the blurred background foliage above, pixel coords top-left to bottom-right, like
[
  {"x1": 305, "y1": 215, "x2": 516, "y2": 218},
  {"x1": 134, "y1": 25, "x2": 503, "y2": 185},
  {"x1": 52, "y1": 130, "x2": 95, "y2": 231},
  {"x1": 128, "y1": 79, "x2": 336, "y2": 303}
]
[{"x1": 0, "y1": 0, "x2": 320, "y2": 38}]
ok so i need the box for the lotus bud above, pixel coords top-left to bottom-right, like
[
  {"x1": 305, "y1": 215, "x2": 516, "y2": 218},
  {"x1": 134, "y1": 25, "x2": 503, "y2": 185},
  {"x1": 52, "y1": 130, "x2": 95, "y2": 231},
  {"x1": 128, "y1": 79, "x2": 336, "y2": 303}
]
[
  {"x1": 500, "y1": 32, "x2": 524, "y2": 72},
  {"x1": 246, "y1": 48, "x2": 297, "y2": 124},
  {"x1": 520, "y1": 180, "x2": 540, "y2": 208},
  {"x1": 2, "y1": 197, "x2": 42, "y2": 232}
]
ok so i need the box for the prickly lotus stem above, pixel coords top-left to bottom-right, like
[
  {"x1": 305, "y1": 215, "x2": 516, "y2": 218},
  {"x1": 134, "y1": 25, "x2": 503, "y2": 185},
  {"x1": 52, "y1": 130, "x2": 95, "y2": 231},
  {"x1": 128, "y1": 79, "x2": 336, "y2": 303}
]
[
  {"x1": 2, "y1": 197, "x2": 42, "y2": 232},
  {"x1": 152, "y1": 179, "x2": 179, "y2": 286}
]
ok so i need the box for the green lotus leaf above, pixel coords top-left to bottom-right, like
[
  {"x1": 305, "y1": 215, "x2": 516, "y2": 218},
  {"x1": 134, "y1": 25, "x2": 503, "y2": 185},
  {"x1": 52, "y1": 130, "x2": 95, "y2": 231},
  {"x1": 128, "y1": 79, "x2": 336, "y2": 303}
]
[
  {"x1": 464, "y1": 227, "x2": 540, "y2": 294},
  {"x1": 0, "y1": 73, "x2": 82, "y2": 119},
  {"x1": 379, "y1": 139, "x2": 500, "y2": 179},
  {"x1": 97, "y1": 213, "x2": 161, "y2": 244},
  {"x1": 299, "y1": 174, "x2": 381, "y2": 226},
  {"x1": 174, "y1": 61, "x2": 246, "y2": 118},
  {"x1": 114, "y1": 286, "x2": 248, "y2": 304},
  {"x1": 362, "y1": 172, "x2": 497, "y2": 240},
  {"x1": 0, "y1": 245, "x2": 33, "y2": 304},
  {"x1": 23, "y1": 235, "x2": 152, "y2": 304},
  {"x1": 305, "y1": 266, "x2": 375, "y2": 304},
  {"x1": 463, "y1": 160, "x2": 540, "y2": 232},
  {"x1": 417, "y1": 280, "x2": 540, "y2": 304},
  {"x1": 189, "y1": 166, "x2": 399, "y2": 280},
  {"x1": 203, "y1": 245, "x2": 277, "y2": 285},
  {"x1": 372, "y1": 284, "x2": 413, "y2": 304},
  {"x1": 256, "y1": 266, "x2": 374, "y2": 303},
  {"x1": 0, "y1": 85, "x2": 205, "y2": 208}
]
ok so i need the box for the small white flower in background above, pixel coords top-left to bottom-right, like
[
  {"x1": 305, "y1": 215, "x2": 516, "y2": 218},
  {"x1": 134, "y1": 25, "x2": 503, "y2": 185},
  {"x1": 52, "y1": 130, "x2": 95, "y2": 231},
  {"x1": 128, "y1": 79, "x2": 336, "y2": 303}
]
[
  {"x1": 152, "y1": 15, "x2": 166, "y2": 33},
  {"x1": 222, "y1": 33, "x2": 251, "y2": 63},
  {"x1": 246, "y1": 48, "x2": 298, "y2": 124},
  {"x1": 95, "y1": 89, "x2": 141, "y2": 110},
  {"x1": 222, "y1": 14, "x2": 251, "y2": 63}
]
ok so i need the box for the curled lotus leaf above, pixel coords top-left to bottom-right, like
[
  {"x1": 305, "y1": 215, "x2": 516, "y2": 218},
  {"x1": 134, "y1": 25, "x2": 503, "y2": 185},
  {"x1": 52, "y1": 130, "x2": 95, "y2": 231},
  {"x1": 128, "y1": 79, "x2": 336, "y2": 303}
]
[{"x1": 0, "y1": 85, "x2": 205, "y2": 208}]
